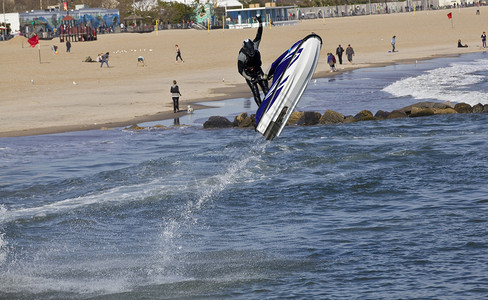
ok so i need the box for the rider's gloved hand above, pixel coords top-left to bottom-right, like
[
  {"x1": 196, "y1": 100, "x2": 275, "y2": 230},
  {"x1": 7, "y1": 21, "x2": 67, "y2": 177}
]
[{"x1": 255, "y1": 15, "x2": 262, "y2": 23}]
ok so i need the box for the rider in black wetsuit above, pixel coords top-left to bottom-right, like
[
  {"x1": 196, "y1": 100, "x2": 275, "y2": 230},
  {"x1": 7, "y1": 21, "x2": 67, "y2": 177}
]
[{"x1": 237, "y1": 15, "x2": 269, "y2": 107}]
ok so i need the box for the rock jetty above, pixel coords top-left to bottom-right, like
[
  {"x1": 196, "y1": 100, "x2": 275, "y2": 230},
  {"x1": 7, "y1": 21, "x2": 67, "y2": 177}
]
[
  {"x1": 203, "y1": 102, "x2": 488, "y2": 129},
  {"x1": 124, "y1": 101, "x2": 488, "y2": 132}
]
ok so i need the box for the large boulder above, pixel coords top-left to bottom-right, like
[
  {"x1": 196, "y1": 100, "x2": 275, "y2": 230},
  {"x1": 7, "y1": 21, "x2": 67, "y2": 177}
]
[
  {"x1": 239, "y1": 117, "x2": 253, "y2": 128},
  {"x1": 320, "y1": 109, "x2": 345, "y2": 124},
  {"x1": 296, "y1": 111, "x2": 321, "y2": 126},
  {"x1": 409, "y1": 106, "x2": 435, "y2": 118},
  {"x1": 401, "y1": 102, "x2": 452, "y2": 115},
  {"x1": 354, "y1": 110, "x2": 376, "y2": 121},
  {"x1": 433, "y1": 108, "x2": 457, "y2": 115},
  {"x1": 454, "y1": 102, "x2": 473, "y2": 113},
  {"x1": 286, "y1": 111, "x2": 305, "y2": 126},
  {"x1": 233, "y1": 112, "x2": 253, "y2": 127},
  {"x1": 233, "y1": 112, "x2": 247, "y2": 124},
  {"x1": 472, "y1": 103, "x2": 484, "y2": 113},
  {"x1": 374, "y1": 110, "x2": 390, "y2": 120},
  {"x1": 125, "y1": 124, "x2": 146, "y2": 131},
  {"x1": 484, "y1": 105, "x2": 488, "y2": 113},
  {"x1": 387, "y1": 110, "x2": 408, "y2": 119},
  {"x1": 203, "y1": 116, "x2": 233, "y2": 128}
]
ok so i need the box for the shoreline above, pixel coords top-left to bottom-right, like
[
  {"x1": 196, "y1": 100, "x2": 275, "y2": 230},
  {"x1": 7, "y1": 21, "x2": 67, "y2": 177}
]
[
  {"x1": 0, "y1": 52, "x2": 476, "y2": 138},
  {"x1": 1, "y1": 7, "x2": 486, "y2": 138}
]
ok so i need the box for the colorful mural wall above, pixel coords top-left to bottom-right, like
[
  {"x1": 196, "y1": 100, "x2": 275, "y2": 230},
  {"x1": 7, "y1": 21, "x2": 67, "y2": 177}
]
[
  {"x1": 20, "y1": 8, "x2": 120, "y2": 34},
  {"x1": 194, "y1": 4, "x2": 214, "y2": 25}
]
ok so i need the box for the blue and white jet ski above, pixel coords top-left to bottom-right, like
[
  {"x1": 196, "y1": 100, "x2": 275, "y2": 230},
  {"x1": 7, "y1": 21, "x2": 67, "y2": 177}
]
[{"x1": 256, "y1": 33, "x2": 322, "y2": 140}]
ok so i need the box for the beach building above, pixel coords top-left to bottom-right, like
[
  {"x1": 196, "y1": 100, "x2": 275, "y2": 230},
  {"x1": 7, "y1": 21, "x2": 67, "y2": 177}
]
[
  {"x1": 225, "y1": 4, "x2": 297, "y2": 29},
  {"x1": 436, "y1": 0, "x2": 474, "y2": 7},
  {"x1": 0, "y1": 12, "x2": 20, "y2": 36},
  {"x1": 193, "y1": 0, "x2": 246, "y2": 28},
  {"x1": 6, "y1": 6, "x2": 119, "y2": 40},
  {"x1": 148, "y1": 0, "x2": 291, "y2": 29},
  {"x1": 162, "y1": 0, "x2": 294, "y2": 29}
]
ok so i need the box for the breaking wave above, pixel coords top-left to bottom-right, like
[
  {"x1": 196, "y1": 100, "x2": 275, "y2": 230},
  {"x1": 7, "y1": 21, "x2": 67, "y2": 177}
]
[{"x1": 383, "y1": 58, "x2": 488, "y2": 105}]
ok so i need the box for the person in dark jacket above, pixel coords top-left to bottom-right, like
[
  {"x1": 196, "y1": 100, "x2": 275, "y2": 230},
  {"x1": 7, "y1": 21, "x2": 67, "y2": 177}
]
[
  {"x1": 336, "y1": 44, "x2": 344, "y2": 64},
  {"x1": 237, "y1": 15, "x2": 269, "y2": 107},
  {"x1": 170, "y1": 80, "x2": 181, "y2": 113},
  {"x1": 346, "y1": 44, "x2": 355, "y2": 64}
]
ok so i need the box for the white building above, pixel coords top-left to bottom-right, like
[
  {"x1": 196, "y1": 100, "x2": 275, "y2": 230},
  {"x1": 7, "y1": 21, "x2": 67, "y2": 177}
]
[
  {"x1": 0, "y1": 12, "x2": 21, "y2": 34},
  {"x1": 437, "y1": 0, "x2": 460, "y2": 6}
]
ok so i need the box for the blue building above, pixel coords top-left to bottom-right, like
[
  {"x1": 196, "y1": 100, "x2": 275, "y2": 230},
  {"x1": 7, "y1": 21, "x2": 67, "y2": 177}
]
[
  {"x1": 20, "y1": 6, "x2": 120, "y2": 39},
  {"x1": 225, "y1": 5, "x2": 296, "y2": 29}
]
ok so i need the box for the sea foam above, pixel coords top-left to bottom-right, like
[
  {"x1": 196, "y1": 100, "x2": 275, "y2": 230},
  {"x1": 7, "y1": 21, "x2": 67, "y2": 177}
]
[{"x1": 383, "y1": 59, "x2": 488, "y2": 106}]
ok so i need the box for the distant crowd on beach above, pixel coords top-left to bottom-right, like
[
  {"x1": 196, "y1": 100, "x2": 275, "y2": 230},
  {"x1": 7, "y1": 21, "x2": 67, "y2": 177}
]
[
  {"x1": 72, "y1": 14, "x2": 488, "y2": 119},
  {"x1": 326, "y1": 44, "x2": 355, "y2": 72},
  {"x1": 325, "y1": 28, "x2": 488, "y2": 72}
]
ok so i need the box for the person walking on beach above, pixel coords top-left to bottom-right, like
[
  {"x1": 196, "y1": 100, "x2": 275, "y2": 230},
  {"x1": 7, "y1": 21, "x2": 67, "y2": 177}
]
[
  {"x1": 100, "y1": 52, "x2": 110, "y2": 68},
  {"x1": 175, "y1": 44, "x2": 184, "y2": 63},
  {"x1": 66, "y1": 40, "x2": 71, "y2": 53},
  {"x1": 237, "y1": 15, "x2": 271, "y2": 107},
  {"x1": 327, "y1": 53, "x2": 336, "y2": 72},
  {"x1": 482, "y1": 32, "x2": 487, "y2": 48},
  {"x1": 346, "y1": 44, "x2": 355, "y2": 64},
  {"x1": 170, "y1": 80, "x2": 181, "y2": 113},
  {"x1": 336, "y1": 44, "x2": 344, "y2": 64},
  {"x1": 391, "y1": 35, "x2": 396, "y2": 52}
]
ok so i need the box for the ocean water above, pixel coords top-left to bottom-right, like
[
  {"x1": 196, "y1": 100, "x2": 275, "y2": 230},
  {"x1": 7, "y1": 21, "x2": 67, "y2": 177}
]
[{"x1": 1, "y1": 53, "x2": 488, "y2": 299}]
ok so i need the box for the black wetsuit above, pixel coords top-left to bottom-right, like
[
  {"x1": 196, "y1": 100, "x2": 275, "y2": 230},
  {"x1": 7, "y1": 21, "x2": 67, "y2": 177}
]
[{"x1": 237, "y1": 21, "x2": 269, "y2": 107}]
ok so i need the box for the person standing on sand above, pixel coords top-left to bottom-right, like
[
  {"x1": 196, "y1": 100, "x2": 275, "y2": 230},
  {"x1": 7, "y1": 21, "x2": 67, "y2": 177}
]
[
  {"x1": 100, "y1": 52, "x2": 110, "y2": 68},
  {"x1": 170, "y1": 80, "x2": 181, "y2": 113},
  {"x1": 175, "y1": 44, "x2": 184, "y2": 63},
  {"x1": 346, "y1": 44, "x2": 355, "y2": 64},
  {"x1": 336, "y1": 44, "x2": 344, "y2": 64},
  {"x1": 391, "y1": 35, "x2": 396, "y2": 52},
  {"x1": 482, "y1": 32, "x2": 487, "y2": 48},
  {"x1": 66, "y1": 40, "x2": 71, "y2": 53}
]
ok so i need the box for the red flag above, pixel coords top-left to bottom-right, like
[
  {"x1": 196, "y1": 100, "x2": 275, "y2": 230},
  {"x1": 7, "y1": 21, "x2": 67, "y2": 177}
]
[
  {"x1": 447, "y1": 12, "x2": 452, "y2": 19},
  {"x1": 27, "y1": 34, "x2": 39, "y2": 48}
]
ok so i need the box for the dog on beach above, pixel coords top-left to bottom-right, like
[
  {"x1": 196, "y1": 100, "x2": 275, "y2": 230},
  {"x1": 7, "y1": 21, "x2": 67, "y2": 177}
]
[{"x1": 187, "y1": 105, "x2": 194, "y2": 114}]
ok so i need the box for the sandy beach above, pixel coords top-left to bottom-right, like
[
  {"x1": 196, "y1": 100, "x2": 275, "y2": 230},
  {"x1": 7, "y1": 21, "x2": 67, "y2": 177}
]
[{"x1": 1, "y1": 7, "x2": 487, "y2": 137}]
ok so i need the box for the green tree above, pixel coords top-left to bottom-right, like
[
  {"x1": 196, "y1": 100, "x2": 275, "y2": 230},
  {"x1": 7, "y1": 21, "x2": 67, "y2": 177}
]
[{"x1": 158, "y1": 1, "x2": 195, "y2": 24}]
